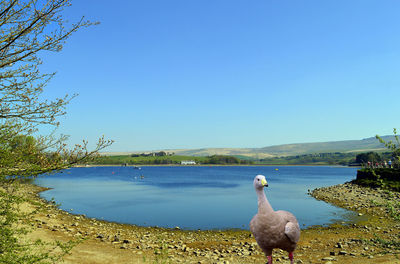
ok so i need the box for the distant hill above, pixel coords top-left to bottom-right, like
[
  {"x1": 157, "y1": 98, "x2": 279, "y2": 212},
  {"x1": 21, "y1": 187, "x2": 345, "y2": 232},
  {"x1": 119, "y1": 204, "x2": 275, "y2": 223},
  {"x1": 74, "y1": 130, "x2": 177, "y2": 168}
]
[
  {"x1": 102, "y1": 136, "x2": 395, "y2": 158},
  {"x1": 169, "y1": 136, "x2": 394, "y2": 158}
]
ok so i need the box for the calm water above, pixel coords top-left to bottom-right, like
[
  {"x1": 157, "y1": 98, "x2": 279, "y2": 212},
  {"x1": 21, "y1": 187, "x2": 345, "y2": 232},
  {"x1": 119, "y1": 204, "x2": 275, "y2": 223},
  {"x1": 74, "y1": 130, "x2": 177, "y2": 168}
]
[{"x1": 35, "y1": 166, "x2": 359, "y2": 230}]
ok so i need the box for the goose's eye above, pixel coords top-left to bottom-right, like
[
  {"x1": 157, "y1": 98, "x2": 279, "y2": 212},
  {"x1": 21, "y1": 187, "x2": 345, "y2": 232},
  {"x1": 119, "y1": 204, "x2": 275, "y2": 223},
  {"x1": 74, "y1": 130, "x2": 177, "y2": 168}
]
[{"x1": 257, "y1": 179, "x2": 260, "y2": 181}]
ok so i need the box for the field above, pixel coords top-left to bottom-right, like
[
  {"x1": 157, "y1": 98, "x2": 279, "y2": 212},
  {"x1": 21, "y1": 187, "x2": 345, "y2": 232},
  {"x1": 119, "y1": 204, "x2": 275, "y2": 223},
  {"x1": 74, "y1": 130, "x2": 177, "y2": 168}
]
[{"x1": 91, "y1": 154, "x2": 253, "y2": 165}]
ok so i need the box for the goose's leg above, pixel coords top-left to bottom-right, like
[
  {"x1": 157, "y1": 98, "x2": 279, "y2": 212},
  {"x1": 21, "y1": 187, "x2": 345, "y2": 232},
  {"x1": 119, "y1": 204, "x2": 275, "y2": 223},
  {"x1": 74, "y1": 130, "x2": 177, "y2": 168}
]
[
  {"x1": 267, "y1": 255, "x2": 272, "y2": 264},
  {"x1": 289, "y1": 252, "x2": 294, "y2": 264}
]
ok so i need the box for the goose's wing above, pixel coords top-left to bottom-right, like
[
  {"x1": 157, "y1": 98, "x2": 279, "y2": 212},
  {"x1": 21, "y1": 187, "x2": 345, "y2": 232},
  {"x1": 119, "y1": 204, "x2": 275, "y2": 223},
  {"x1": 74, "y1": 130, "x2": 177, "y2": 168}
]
[
  {"x1": 284, "y1": 221, "x2": 300, "y2": 244},
  {"x1": 276, "y1": 210, "x2": 300, "y2": 244}
]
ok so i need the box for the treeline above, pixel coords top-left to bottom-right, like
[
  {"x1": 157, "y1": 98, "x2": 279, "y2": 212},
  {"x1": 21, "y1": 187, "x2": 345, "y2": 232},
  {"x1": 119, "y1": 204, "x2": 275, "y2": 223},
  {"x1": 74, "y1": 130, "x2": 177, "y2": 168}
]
[
  {"x1": 258, "y1": 152, "x2": 356, "y2": 165},
  {"x1": 258, "y1": 152, "x2": 396, "y2": 166},
  {"x1": 203, "y1": 155, "x2": 254, "y2": 164},
  {"x1": 90, "y1": 154, "x2": 254, "y2": 165},
  {"x1": 355, "y1": 151, "x2": 394, "y2": 165},
  {"x1": 130, "y1": 151, "x2": 174, "y2": 157}
]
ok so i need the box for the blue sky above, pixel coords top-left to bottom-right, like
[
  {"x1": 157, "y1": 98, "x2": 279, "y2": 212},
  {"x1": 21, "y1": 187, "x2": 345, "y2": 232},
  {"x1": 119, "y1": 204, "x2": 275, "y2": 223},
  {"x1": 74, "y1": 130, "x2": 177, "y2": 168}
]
[{"x1": 40, "y1": 0, "x2": 400, "y2": 152}]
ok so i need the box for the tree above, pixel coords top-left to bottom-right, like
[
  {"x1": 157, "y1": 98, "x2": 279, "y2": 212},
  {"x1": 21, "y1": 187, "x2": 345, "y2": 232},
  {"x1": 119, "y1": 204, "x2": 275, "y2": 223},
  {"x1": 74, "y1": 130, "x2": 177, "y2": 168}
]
[
  {"x1": 376, "y1": 128, "x2": 400, "y2": 168},
  {"x1": 0, "y1": 1, "x2": 112, "y2": 262},
  {"x1": 355, "y1": 152, "x2": 381, "y2": 164},
  {"x1": 0, "y1": 0, "x2": 112, "y2": 175},
  {"x1": 0, "y1": 0, "x2": 96, "y2": 126}
]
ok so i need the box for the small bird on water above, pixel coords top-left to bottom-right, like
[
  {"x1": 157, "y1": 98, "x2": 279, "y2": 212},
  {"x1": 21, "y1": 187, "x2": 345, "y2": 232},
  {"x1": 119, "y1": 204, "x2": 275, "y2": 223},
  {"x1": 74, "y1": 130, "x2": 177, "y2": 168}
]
[{"x1": 250, "y1": 175, "x2": 300, "y2": 264}]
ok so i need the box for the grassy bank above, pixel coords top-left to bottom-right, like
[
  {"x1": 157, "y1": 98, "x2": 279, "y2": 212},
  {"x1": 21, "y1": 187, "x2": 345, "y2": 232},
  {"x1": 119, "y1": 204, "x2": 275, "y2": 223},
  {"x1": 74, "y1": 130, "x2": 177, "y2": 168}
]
[
  {"x1": 90, "y1": 154, "x2": 254, "y2": 165},
  {"x1": 90, "y1": 152, "x2": 358, "y2": 166}
]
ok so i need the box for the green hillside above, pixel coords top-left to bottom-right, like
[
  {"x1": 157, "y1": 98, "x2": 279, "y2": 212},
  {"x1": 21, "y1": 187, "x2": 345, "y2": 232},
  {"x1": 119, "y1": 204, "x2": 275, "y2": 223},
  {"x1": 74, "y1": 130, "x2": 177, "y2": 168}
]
[
  {"x1": 255, "y1": 136, "x2": 393, "y2": 156},
  {"x1": 91, "y1": 154, "x2": 253, "y2": 165},
  {"x1": 170, "y1": 136, "x2": 392, "y2": 157},
  {"x1": 101, "y1": 136, "x2": 394, "y2": 159}
]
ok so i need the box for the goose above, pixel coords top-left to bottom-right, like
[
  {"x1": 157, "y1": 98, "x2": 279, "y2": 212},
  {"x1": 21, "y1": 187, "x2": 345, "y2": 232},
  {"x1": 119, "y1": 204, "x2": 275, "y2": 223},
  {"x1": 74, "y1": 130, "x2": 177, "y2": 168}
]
[{"x1": 250, "y1": 175, "x2": 300, "y2": 264}]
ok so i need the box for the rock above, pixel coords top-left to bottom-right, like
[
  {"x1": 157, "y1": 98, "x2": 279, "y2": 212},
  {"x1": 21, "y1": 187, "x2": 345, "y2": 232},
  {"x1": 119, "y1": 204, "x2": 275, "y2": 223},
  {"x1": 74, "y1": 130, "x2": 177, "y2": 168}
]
[
  {"x1": 336, "y1": 242, "x2": 344, "y2": 248},
  {"x1": 322, "y1": 257, "x2": 334, "y2": 261},
  {"x1": 338, "y1": 251, "x2": 347, "y2": 255}
]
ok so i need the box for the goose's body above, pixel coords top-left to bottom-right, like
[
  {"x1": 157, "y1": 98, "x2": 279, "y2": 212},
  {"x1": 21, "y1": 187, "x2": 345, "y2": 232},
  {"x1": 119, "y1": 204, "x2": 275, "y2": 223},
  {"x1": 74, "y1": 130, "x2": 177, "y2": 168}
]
[{"x1": 250, "y1": 175, "x2": 300, "y2": 264}]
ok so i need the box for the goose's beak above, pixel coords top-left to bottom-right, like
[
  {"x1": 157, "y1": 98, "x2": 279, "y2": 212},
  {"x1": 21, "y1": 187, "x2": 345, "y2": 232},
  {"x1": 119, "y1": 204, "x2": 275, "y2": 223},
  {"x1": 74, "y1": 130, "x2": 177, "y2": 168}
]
[{"x1": 261, "y1": 178, "x2": 268, "y2": 187}]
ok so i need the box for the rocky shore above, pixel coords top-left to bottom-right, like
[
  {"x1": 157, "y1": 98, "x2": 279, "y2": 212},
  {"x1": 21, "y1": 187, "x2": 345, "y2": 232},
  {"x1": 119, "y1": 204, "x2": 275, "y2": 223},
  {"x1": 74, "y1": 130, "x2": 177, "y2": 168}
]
[{"x1": 21, "y1": 182, "x2": 400, "y2": 264}]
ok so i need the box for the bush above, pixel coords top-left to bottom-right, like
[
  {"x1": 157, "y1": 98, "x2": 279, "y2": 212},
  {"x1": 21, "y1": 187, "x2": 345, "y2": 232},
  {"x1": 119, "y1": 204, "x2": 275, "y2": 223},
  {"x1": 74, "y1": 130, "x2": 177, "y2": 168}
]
[{"x1": 354, "y1": 168, "x2": 400, "y2": 191}]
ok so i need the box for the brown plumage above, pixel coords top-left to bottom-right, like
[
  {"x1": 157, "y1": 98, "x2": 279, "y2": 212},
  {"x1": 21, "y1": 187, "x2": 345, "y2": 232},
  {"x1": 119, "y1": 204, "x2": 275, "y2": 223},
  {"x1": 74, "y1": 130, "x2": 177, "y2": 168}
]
[{"x1": 250, "y1": 175, "x2": 300, "y2": 264}]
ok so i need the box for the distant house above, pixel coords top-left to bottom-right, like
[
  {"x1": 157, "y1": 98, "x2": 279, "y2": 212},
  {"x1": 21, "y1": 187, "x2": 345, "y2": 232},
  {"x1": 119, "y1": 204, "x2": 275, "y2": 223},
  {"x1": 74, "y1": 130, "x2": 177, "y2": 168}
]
[{"x1": 181, "y1": 160, "x2": 196, "y2": 165}]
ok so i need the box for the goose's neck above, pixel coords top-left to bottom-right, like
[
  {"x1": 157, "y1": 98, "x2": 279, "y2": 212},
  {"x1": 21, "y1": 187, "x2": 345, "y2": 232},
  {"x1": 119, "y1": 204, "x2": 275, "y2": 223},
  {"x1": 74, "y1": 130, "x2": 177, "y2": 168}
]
[{"x1": 256, "y1": 188, "x2": 274, "y2": 214}]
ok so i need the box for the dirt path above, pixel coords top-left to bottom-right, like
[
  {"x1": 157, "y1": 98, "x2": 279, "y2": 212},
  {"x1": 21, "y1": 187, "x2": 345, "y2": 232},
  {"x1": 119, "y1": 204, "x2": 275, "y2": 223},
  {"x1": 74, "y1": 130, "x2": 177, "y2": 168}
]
[{"x1": 19, "y1": 183, "x2": 400, "y2": 263}]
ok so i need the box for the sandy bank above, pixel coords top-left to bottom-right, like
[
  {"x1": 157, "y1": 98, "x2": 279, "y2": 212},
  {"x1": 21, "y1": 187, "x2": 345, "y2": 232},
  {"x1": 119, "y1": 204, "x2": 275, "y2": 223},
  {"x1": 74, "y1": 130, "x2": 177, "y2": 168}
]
[{"x1": 19, "y1": 182, "x2": 400, "y2": 263}]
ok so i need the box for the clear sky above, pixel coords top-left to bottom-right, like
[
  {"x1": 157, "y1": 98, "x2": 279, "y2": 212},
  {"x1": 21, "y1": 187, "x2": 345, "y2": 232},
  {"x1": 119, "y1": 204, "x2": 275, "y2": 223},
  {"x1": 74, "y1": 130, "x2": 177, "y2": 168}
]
[{"x1": 39, "y1": 0, "x2": 400, "y2": 152}]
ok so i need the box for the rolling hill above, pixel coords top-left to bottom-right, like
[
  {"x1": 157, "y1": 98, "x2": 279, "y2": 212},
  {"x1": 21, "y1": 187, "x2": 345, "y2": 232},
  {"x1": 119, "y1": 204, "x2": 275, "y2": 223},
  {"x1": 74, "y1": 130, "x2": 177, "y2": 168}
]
[
  {"x1": 168, "y1": 136, "x2": 394, "y2": 158},
  {"x1": 102, "y1": 136, "x2": 395, "y2": 158}
]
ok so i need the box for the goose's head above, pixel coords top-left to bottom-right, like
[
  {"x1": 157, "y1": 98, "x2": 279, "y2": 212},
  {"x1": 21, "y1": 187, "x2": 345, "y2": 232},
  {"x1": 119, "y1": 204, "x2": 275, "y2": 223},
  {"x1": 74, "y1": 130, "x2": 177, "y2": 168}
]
[{"x1": 253, "y1": 174, "x2": 268, "y2": 190}]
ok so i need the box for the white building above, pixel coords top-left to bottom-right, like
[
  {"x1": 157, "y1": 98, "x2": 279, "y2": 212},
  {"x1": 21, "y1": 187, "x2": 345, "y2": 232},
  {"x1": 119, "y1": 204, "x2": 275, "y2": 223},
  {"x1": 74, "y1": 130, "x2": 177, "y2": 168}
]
[{"x1": 181, "y1": 160, "x2": 196, "y2": 165}]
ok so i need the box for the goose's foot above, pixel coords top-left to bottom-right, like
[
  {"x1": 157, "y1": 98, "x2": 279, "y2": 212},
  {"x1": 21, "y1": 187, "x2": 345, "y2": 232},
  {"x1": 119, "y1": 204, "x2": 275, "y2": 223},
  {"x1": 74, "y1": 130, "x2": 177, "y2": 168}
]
[{"x1": 267, "y1": 255, "x2": 272, "y2": 264}]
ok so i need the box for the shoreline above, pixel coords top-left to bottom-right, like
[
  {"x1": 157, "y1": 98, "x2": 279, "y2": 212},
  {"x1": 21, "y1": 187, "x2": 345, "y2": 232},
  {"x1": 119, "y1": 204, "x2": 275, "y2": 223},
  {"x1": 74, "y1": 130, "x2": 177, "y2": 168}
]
[
  {"x1": 74, "y1": 164, "x2": 355, "y2": 168},
  {"x1": 22, "y1": 182, "x2": 400, "y2": 263}
]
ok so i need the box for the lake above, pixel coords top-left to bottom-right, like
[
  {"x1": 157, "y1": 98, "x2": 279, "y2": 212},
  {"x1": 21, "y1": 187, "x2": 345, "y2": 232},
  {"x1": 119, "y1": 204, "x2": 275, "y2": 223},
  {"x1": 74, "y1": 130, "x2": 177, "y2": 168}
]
[{"x1": 35, "y1": 166, "x2": 359, "y2": 230}]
